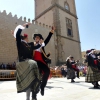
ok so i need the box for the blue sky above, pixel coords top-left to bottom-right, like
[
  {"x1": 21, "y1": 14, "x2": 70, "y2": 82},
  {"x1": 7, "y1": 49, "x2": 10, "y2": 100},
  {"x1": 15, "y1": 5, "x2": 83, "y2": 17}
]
[{"x1": 0, "y1": 0, "x2": 100, "y2": 51}]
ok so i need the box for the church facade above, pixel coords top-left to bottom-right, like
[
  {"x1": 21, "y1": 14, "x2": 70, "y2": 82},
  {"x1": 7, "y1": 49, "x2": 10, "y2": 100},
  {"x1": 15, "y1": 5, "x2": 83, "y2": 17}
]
[{"x1": 0, "y1": 0, "x2": 82, "y2": 66}]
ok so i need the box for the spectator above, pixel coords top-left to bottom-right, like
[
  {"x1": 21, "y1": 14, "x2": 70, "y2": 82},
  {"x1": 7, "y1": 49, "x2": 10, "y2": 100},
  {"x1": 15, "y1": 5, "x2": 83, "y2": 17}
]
[
  {"x1": 7, "y1": 63, "x2": 10, "y2": 69},
  {"x1": 61, "y1": 67, "x2": 66, "y2": 77},
  {"x1": 12, "y1": 61, "x2": 16, "y2": 70},
  {"x1": 4, "y1": 64, "x2": 7, "y2": 69},
  {"x1": 1, "y1": 63, "x2": 5, "y2": 69},
  {"x1": 83, "y1": 66, "x2": 87, "y2": 76},
  {"x1": 64, "y1": 68, "x2": 67, "y2": 77}
]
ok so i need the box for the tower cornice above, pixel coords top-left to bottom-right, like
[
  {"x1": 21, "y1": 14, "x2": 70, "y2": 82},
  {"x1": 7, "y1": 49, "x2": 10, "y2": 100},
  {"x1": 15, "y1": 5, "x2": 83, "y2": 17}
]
[{"x1": 34, "y1": 3, "x2": 78, "y2": 21}]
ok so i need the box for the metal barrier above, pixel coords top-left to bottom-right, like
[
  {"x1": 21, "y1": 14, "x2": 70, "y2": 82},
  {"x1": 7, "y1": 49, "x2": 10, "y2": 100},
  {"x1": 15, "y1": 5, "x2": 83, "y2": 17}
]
[
  {"x1": 0, "y1": 70, "x2": 16, "y2": 80},
  {"x1": 50, "y1": 69, "x2": 63, "y2": 78}
]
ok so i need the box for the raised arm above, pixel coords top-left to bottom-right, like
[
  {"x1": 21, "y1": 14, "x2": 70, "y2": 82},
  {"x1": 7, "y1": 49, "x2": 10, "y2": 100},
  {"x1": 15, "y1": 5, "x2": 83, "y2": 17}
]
[
  {"x1": 44, "y1": 26, "x2": 55, "y2": 46},
  {"x1": 13, "y1": 23, "x2": 31, "y2": 49},
  {"x1": 44, "y1": 32, "x2": 53, "y2": 46}
]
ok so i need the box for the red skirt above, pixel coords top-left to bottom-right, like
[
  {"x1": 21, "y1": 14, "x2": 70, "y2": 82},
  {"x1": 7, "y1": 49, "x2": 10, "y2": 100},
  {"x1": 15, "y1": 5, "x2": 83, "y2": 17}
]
[
  {"x1": 72, "y1": 65, "x2": 79, "y2": 71},
  {"x1": 94, "y1": 60, "x2": 98, "y2": 65},
  {"x1": 33, "y1": 51, "x2": 46, "y2": 65},
  {"x1": 33, "y1": 51, "x2": 51, "y2": 79}
]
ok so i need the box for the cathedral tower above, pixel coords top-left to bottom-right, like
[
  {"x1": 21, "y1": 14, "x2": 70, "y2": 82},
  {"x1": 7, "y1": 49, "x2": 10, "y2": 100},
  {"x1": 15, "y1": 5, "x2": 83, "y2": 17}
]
[{"x1": 34, "y1": 0, "x2": 82, "y2": 65}]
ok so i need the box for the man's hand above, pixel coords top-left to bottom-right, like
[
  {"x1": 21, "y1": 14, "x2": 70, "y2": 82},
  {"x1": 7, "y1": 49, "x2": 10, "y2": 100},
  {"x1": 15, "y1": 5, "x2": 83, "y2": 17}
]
[
  {"x1": 39, "y1": 39, "x2": 44, "y2": 45},
  {"x1": 51, "y1": 26, "x2": 56, "y2": 34},
  {"x1": 52, "y1": 26, "x2": 56, "y2": 31}
]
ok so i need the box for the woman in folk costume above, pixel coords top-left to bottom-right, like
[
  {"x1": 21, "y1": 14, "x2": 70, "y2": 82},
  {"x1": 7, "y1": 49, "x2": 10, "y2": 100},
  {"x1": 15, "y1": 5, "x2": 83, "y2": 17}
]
[
  {"x1": 66, "y1": 56, "x2": 79, "y2": 82},
  {"x1": 85, "y1": 49, "x2": 100, "y2": 88},
  {"x1": 33, "y1": 26, "x2": 55, "y2": 96},
  {"x1": 13, "y1": 23, "x2": 42, "y2": 100}
]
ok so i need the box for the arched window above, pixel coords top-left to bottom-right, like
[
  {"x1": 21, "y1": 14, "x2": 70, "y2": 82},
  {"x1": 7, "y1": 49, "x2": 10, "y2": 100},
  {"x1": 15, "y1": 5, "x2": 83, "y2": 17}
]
[{"x1": 64, "y1": 1, "x2": 70, "y2": 11}]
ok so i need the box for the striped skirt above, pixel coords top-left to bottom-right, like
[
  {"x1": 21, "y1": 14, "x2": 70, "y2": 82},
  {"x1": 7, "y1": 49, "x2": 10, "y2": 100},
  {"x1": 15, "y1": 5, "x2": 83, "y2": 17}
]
[
  {"x1": 85, "y1": 66, "x2": 100, "y2": 83},
  {"x1": 16, "y1": 59, "x2": 40, "y2": 93}
]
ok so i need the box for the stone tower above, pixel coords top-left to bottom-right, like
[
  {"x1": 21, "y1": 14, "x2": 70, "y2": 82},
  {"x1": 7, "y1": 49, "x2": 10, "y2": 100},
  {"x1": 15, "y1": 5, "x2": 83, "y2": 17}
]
[{"x1": 34, "y1": 0, "x2": 82, "y2": 65}]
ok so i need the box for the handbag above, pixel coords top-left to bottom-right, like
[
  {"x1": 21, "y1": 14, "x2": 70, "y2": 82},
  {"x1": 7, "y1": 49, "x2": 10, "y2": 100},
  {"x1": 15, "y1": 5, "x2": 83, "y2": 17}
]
[{"x1": 41, "y1": 48, "x2": 51, "y2": 64}]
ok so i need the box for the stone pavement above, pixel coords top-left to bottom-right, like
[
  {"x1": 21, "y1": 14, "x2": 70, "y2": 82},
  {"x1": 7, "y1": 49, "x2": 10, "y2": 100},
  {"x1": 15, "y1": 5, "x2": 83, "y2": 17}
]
[{"x1": 0, "y1": 77, "x2": 100, "y2": 100}]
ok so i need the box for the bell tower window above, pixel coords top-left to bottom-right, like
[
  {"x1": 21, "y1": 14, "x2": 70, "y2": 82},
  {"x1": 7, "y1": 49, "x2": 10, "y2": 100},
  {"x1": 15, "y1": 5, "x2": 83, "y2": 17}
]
[
  {"x1": 66, "y1": 18, "x2": 73, "y2": 37},
  {"x1": 64, "y1": 1, "x2": 70, "y2": 11}
]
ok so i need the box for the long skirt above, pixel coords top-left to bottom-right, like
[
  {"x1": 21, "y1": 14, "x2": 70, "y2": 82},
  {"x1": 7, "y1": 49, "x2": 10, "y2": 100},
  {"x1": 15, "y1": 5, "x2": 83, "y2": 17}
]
[
  {"x1": 85, "y1": 66, "x2": 100, "y2": 83},
  {"x1": 67, "y1": 68, "x2": 75, "y2": 79},
  {"x1": 16, "y1": 59, "x2": 40, "y2": 93}
]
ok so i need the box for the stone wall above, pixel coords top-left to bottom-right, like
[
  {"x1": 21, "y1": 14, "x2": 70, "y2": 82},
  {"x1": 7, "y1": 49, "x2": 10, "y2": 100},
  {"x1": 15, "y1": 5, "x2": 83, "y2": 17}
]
[{"x1": 0, "y1": 10, "x2": 56, "y2": 66}]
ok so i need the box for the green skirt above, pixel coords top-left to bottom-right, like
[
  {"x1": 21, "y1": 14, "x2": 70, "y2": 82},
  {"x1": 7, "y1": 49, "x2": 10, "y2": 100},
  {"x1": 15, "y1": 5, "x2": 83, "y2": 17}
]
[
  {"x1": 16, "y1": 59, "x2": 40, "y2": 93},
  {"x1": 67, "y1": 68, "x2": 75, "y2": 79},
  {"x1": 85, "y1": 66, "x2": 100, "y2": 83}
]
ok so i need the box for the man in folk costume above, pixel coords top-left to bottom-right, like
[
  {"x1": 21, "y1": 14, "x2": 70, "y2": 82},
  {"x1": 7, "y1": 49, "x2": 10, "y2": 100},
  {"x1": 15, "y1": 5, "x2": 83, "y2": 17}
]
[
  {"x1": 33, "y1": 26, "x2": 55, "y2": 96},
  {"x1": 66, "y1": 56, "x2": 79, "y2": 82},
  {"x1": 85, "y1": 49, "x2": 100, "y2": 88},
  {"x1": 13, "y1": 23, "x2": 42, "y2": 100}
]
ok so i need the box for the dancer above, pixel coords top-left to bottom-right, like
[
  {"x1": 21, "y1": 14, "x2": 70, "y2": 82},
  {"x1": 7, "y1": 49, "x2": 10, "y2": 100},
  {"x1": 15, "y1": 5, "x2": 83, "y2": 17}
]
[
  {"x1": 85, "y1": 49, "x2": 100, "y2": 88},
  {"x1": 33, "y1": 26, "x2": 55, "y2": 96},
  {"x1": 12, "y1": 23, "x2": 42, "y2": 100},
  {"x1": 66, "y1": 56, "x2": 79, "y2": 82}
]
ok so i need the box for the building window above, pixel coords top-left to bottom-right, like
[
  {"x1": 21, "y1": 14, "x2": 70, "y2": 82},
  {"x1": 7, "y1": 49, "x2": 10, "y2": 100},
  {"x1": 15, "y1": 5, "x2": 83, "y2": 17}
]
[
  {"x1": 66, "y1": 18, "x2": 73, "y2": 37},
  {"x1": 64, "y1": 1, "x2": 70, "y2": 11},
  {"x1": 68, "y1": 28, "x2": 72, "y2": 36}
]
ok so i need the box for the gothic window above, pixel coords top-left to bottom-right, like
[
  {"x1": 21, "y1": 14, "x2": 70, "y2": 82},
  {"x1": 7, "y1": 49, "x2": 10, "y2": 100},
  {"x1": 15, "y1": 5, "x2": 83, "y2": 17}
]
[
  {"x1": 66, "y1": 18, "x2": 73, "y2": 37},
  {"x1": 64, "y1": 1, "x2": 70, "y2": 11}
]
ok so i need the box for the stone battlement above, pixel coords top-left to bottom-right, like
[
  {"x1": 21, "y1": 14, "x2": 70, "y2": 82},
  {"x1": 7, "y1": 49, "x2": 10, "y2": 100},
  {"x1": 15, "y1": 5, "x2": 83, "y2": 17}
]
[{"x1": 0, "y1": 10, "x2": 52, "y2": 29}]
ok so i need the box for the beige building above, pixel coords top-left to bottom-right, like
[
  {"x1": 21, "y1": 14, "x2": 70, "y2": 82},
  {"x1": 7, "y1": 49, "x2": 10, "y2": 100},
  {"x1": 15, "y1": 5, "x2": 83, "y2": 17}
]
[
  {"x1": 34, "y1": 0, "x2": 82, "y2": 64},
  {"x1": 0, "y1": 0, "x2": 81, "y2": 66}
]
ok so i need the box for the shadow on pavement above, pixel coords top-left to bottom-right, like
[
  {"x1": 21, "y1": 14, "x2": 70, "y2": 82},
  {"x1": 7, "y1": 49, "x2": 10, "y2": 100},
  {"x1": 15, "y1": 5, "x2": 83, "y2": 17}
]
[
  {"x1": 89, "y1": 87, "x2": 100, "y2": 90},
  {"x1": 46, "y1": 86, "x2": 63, "y2": 89},
  {"x1": 48, "y1": 82, "x2": 54, "y2": 84},
  {"x1": 53, "y1": 79, "x2": 90, "y2": 88}
]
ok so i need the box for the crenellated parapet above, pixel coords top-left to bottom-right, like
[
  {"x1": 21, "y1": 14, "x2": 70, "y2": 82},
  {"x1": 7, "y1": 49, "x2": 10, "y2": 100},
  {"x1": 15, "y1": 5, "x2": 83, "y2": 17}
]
[{"x1": 0, "y1": 10, "x2": 52, "y2": 29}]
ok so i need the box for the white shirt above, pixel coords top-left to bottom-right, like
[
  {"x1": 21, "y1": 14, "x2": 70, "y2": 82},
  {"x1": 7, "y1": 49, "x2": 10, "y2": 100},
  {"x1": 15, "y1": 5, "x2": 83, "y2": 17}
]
[
  {"x1": 91, "y1": 54, "x2": 96, "y2": 58},
  {"x1": 35, "y1": 42, "x2": 45, "y2": 52},
  {"x1": 14, "y1": 25, "x2": 25, "y2": 38}
]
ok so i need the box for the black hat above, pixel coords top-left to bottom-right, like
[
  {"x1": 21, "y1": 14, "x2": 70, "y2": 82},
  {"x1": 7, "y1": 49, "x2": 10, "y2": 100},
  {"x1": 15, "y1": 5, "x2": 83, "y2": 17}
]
[
  {"x1": 86, "y1": 50, "x2": 91, "y2": 54},
  {"x1": 70, "y1": 56, "x2": 74, "y2": 58},
  {"x1": 33, "y1": 34, "x2": 44, "y2": 40}
]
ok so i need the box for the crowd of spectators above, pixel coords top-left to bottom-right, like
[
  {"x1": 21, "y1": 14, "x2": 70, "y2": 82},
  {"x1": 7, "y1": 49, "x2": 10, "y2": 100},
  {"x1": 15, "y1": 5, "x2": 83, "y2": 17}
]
[
  {"x1": 50, "y1": 64, "x2": 87, "y2": 77},
  {"x1": 0, "y1": 62, "x2": 16, "y2": 70}
]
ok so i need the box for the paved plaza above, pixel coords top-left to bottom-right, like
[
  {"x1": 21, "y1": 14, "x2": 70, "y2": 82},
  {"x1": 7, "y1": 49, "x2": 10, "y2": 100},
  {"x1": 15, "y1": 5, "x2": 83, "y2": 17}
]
[{"x1": 0, "y1": 77, "x2": 100, "y2": 100}]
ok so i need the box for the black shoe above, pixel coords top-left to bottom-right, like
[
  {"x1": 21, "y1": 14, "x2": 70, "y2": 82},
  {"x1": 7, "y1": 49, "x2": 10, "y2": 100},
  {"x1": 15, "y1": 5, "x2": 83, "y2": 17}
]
[
  {"x1": 41, "y1": 89, "x2": 44, "y2": 96},
  {"x1": 96, "y1": 83, "x2": 100, "y2": 86},
  {"x1": 77, "y1": 76, "x2": 80, "y2": 79},
  {"x1": 71, "y1": 80, "x2": 75, "y2": 83},
  {"x1": 94, "y1": 85, "x2": 99, "y2": 89}
]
